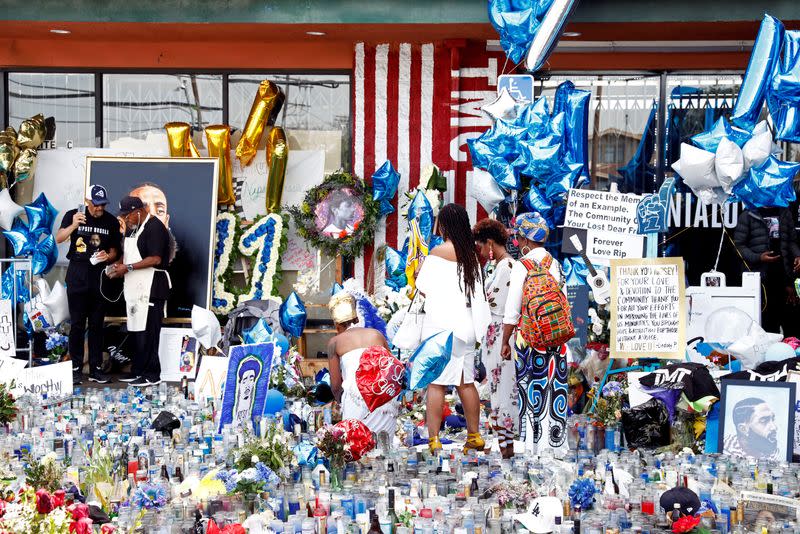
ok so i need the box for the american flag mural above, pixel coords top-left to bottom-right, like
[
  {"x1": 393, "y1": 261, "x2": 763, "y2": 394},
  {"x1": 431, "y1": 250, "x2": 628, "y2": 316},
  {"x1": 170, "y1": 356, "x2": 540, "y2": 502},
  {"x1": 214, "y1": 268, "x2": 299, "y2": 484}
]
[{"x1": 352, "y1": 40, "x2": 507, "y2": 291}]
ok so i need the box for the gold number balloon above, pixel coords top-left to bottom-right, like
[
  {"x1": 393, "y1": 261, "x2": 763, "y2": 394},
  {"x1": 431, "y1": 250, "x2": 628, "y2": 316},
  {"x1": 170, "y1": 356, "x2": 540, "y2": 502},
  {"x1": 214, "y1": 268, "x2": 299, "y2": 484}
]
[
  {"x1": 205, "y1": 125, "x2": 235, "y2": 206},
  {"x1": 265, "y1": 140, "x2": 288, "y2": 214},
  {"x1": 165, "y1": 122, "x2": 198, "y2": 157},
  {"x1": 235, "y1": 80, "x2": 282, "y2": 167},
  {"x1": 266, "y1": 126, "x2": 287, "y2": 168},
  {"x1": 0, "y1": 128, "x2": 19, "y2": 183},
  {"x1": 13, "y1": 148, "x2": 37, "y2": 183},
  {"x1": 16, "y1": 114, "x2": 45, "y2": 149}
]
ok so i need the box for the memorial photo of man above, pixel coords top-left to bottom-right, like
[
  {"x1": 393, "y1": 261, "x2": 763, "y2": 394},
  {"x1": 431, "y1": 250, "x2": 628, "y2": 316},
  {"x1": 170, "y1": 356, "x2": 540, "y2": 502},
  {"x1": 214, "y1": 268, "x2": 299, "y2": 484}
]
[{"x1": 724, "y1": 397, "x2": 782, "y2": 461}]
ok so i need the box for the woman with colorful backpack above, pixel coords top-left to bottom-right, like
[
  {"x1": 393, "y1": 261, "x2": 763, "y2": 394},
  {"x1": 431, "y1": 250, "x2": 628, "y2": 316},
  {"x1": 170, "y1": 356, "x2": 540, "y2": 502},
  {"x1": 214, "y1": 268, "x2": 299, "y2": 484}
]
[
  {"x1": 499, "y1": 212, "x2": 575, "y2": 458},
  {"x1": 416, "y1": 204, "x2": 491, "y2": 455}
]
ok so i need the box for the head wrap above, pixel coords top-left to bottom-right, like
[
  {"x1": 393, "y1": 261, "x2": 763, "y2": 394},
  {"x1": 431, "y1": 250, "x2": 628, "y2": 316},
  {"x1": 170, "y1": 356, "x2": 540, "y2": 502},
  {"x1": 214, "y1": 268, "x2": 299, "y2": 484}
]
[
  {"x1": 514, "y1": 212, "x2": 550, "y2": 243},
  {"x1": 328, "y1": 292, "x2": 358, "y2": 325}
]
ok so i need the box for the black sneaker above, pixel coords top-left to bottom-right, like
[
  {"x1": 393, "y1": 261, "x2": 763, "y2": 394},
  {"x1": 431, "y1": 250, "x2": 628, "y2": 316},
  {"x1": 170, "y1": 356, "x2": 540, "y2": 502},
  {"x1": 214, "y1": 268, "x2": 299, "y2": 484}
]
[
  {"x1": 146, "y1": 377, "x2": 162, "y2": 386},
  {"x1": 72, "y1": 372, "x2": 83, "y2": 385},
  {"x1": 130, "y1": 377, "x2": 150, "y2": 387},
  {"x1": 88, "y1": 371, "x2": 112, "y2": 384},
  {"x1": 119, "y1": 373, "x2": 140, "y2": 383}
]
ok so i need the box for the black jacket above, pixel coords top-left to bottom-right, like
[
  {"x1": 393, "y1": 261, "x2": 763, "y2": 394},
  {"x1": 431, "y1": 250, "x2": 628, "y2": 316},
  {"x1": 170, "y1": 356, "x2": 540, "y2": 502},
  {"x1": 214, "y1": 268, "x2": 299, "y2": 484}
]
[{"x1": 733, "y1": 208, "x2": 800, "y2": 280}]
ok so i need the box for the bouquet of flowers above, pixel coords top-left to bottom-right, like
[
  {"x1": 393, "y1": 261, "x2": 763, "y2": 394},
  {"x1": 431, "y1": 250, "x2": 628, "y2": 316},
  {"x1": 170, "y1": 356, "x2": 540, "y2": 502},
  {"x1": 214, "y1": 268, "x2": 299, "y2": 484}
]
[
  {"x1": 399, "y1": 165, "x2": 447, "y2": 220},
  {"x1": 591, "y1": 380, "x2": 627, "y2": 428},
  {"x1": 0, "y1": 381, "x2": 17, "y2": 426},
  {"x1": 587, "y1": 305, "x2": 610, "y2": 345},
  {"x1": 315, "y1": 425, "x2": 347, "y2": 469},
  {"x1": 130, "y1": 483, "x2": 168, "y2": 510},
  {"x1": 671, "y1": 515, "x2": 709, "y2": 534},
  {"x1": 483, "y1": 481, "x2": 538, "y2": 510},
  {"x1": 44, "y1": 331, "x2": 68, "y2": 363},
  {"x1": 568, "y1": 478, "x2": 596, "y2": 511},
  {"x1": 216, "y1": 463, "x2": 280, "y2": 495},
  {"x1": 24, "y1": 453, "x2": 65, "y2": 493},
  {"x1": 233, "y1": 424, "x2": 297, "y2": 482},
  {"x1": 372, "y1": 285, "x2": 412, "y2": 323},
  {"x1": 0, "y1": 487, "x2": 92, "y2": 534},
  {"x1": 271, "y1": 348, "x2": 305, "y2": 398}
]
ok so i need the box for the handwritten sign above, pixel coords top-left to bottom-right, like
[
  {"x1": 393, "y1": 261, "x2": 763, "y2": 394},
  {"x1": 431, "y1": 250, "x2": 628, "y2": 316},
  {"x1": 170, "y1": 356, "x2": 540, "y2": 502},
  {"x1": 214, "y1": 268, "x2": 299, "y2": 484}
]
[
  {"x1": 158, "y1": 327, "x2": 194, "y2": 382},
  {"x1": 610, "y1": 257, "x2": 685, "y2": 359},
  {"x1": 0, "y1": 300, "x2": 15, "y2": 358},
  {"x1": 194, "y1": 355, "x2": 228, "y2": 402},
  {"x1": 12, "y1": 361, "x2": 73, "y2": 398},
  {"x1": 564, "y1": 188, "x2": 642, "y2": 236}
]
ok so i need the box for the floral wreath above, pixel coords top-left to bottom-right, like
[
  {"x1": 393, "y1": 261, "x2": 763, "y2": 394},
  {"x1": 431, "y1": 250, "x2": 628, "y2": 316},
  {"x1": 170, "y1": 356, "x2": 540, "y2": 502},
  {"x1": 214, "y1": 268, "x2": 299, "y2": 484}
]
[{"x1": 289, "y1": 170, "x2": 379, "y2": 258}]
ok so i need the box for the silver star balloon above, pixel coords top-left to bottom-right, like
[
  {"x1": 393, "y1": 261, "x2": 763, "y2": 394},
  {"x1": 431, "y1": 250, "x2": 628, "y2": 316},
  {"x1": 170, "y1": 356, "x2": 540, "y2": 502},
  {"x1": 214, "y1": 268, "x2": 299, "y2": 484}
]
[{"x1": 481, "y1": 88, "x2": 519, "y2": 122}]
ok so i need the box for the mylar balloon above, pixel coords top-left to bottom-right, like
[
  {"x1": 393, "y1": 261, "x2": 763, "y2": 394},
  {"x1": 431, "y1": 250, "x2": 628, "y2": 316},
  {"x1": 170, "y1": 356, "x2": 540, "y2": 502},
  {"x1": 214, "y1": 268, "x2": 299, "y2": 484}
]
[
  {"x1": 243, "y1": 318, "x2": 273, "y2": 345},
  {"x1": 274, "y1": 334, "x2": 290, "y2": 356},
  {"x1": 236, "y1": 80, "x2": 282, "y2": 167},
  {"x1": 372, "y1": 160, "x2": 401, "y2": 217},
  {"x1": 768, "y1": 30, "x2": 800, "y2": 143},
  {"x1": 690, "y1": 117, "x2": 751, "y2": 154},
  {"x1": 0, "y1": 129, "x2": 19, "y2": 186},
  {"x1": 333, "y1": 419, "x2": 375, "y2": 462},
  {"x1": 742, "y1": 122, "x2": 774, "y2": 171},
  {"x1": 522, "y1": 185, "x2": 554, "y2": 227},
  {"x1": 468, "y1": 168, "x2": 505, "y2": 214},
  {"x1": 406, "y1": 191, "x2": 434, "y2": 243},
  {"x1": 384, "y1": 246, "x2": 408, "y2": 292},
  {"x1": 191, "y1": 305, "x2": 222, "y2": 349},
  {"x1": 731, "y1": 14, "x2": 784, "y2": 130},
  {"x1": 563, "y1": 256, "x2": 590, "y2": 287},
  {"x1": 13, "y1": 148, "x2": 36, "y2": 183},
  {"x1": 524, "y1": 0, "x2": 579, "y2": 72},
  {"x1": 280, "y1": 291, "x2": 307, "y2": 338},
  {"x1": 263, "y1": 389, "x2": 285, "y2": 416},
  {"x1": 3, "y1": 218, "x2": 35, "y2": 256},
  {"x1": 553, "y1": 81, "x2": 591, "y2": 182},
  {"x1": 714, "y1": 138, "x2": 745, "y2": 194},
  {"x1": 0, "y1": 188, "x2": 23, "y2": 231},
  {"x1": 31, "y1": 233, "x2": 57, "y2": 275},
  {"x1": 1, "y1": 264, "x2": 28, "y2": 303},
  {"x1": 265, "y1": 140, "x2": 288, "y2": 214},
  {"x1": 481, "y1": 88, "x2": 519, "y2": 122},
  {"x1": 165, "y1": 122, "x2": 194, "y2": 157},
  {"x1": 16, "y1": 114, "x2": 46, "y2": 149},
  {"x1": 205, "y1": 125, "x2": 235, "y2": 206},
  {"x1": 26, "y1": 193, "x2": 58, "y2": 235},
  {"x1": 408, "y1": 331, "x2": 453, "y2": 391},
  {"x1": 42, "y1": 280, "x2": 69, "y2": 326},
  {"x1": 356, "y1": 346, "x2": 405, "y2": 413},
  {"x1": 266, "y1": 126, "x2": 287, "y2": 168},
  {"x1": 671, "y1": 143, "x2": 722, "y2": 205},
  {"x1": 488, "y1": 1, "x2": 535, "y2": 64},
  {"x1": 293, "y1": 441, "x2": 318, "y2": 466},
  {"x1": 732, "y1": 155, "x2": 800, "y2": 209}
]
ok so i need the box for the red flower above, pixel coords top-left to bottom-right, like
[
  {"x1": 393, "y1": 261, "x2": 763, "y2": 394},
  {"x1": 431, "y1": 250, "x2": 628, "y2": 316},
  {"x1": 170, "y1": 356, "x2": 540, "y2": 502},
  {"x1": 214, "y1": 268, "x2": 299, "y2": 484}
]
[
  {"x1": 69, "y1": 503, "x2": 90, "y2": 520},
  {"x1": 221, "y1": 525, "x2": 246, "y2": 534},
  {"x1": 35, "y1": 489, "x2": 53, "y2": 514},
  {"x1": 0, "y1": 500, "x2": 6, "y2": 517},
  {"x1": 69, "y1": 517, "x2": 93, "y2": 534},
  {"x1": 100, "y1": 525, "x2": 117, "y2": 534},
  {"x1": 672, "y1": 515, "x2": 701, "y2": 533},
  {"x1": 338, "y1": 230, "x2": 347, "y2": 239},
  {"x1": 52, "y1": 490, "x2": 65, "y2": 508}
]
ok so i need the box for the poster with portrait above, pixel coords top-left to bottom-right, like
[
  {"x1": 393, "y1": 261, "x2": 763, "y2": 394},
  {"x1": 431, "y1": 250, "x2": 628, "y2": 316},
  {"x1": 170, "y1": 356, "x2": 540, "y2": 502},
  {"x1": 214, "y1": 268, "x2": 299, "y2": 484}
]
[
  {"x1": 740, "y1": 491, "x2": 800, "y2": 530},
  {"x1": 719, "y1": 380, "x2": 795, "y2": 463},
  {"x1": 85, "y1": 157, "x2": 218, "y2": 318},
  {"x1": 217, "y1": 342, "x2": 278, "y2": 433},
  {"x1": 314, "y1": 187, "x2": 365, "y2": 239}
]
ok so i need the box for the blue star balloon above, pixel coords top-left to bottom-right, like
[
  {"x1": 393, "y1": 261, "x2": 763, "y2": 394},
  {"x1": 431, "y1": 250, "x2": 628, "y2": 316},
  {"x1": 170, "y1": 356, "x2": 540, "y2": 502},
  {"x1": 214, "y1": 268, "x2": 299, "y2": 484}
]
[
  {"x1": 408, "y1": 331, "x2": 453, "y2": 391},
  {"x1": 732, "y1": 14, "x2": 785, "y2": 130},
  {"x1": 279, "y1": 291, "x2": 307, "y2": 338},
  {"x1": 480, "y1": 119, "x2": 527, "y2": 162},
  {"x1": 514, "y1": 139, "x2": 562, "y2": 177},
  {"x1": 0, "y1": 264, "x2": 29, "y2": 303},
  {"x1": 690, "y1": 117, "x2": 751, "y2": 153},
  {"x1": 487, "y1": 157, "x2": 521, "y2": 191},
  {"x1": 293, "y1": 441, "x2": 318, "y2": 467},
  {"x1": 372, "y1": 160, "x2": 401, "y2": 217},
  {"x1": 3, "y1": 218, "x2": 35, "y2": 257},
  {"x1": 545, "y1": 162, "x2": 583, "y2": 201},
  {"x1": 384, "y1": 246, "x2": 408, "y2": 292},
  {"x1": 515, "y1": 96, "x2": 551, "y2": 136},
  {"x1": 562, "y1": 256, "x2": 590, "y2": 287},
  {"x1": 488, "y1": 2, "x2": 535, "y2": 64},
  {"x1": 31, "y1": 234, "x2": 58, "y2": 276},
  {"x1": 732, "y1": 155, "x2": 800, "y2": 209},
  {"x1": 467, "y1": 137, "x2": 494, "y2": 170},
  {"x1": 406, "y1": 191, "x2": 434, "y2": 243},
  {"x1": 523, "y1": 185, "x2": 554, "y2": 226},
  {"x1": 768, "y1": 30, "x2": 800, "y2": 143},
  {"x1": 243, "y1": 318, "x2": 274, "y2": 344},
  {"x1": 553, "y1": 81, "x2": 591, "y2": 182},
  {"x1": 26, "y1": 193, "x2": 59, "y2": 235}
]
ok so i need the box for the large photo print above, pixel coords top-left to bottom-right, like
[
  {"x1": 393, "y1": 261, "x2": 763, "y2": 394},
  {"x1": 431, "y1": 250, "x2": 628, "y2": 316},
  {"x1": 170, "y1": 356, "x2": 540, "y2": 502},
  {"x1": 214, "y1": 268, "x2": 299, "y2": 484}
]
[{"x1": 86, "y1": 157, "x2": 219, "y2": 318}]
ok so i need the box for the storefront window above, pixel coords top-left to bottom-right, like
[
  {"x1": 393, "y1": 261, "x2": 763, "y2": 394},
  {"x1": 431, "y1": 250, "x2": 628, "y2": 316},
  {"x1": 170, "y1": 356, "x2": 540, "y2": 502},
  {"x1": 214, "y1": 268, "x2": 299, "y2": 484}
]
[
  {"x1": 228, "y1": 74, "x2": 351, "y2": 172},
  {"x1": 538, "y1": 75, "x2": 661, "y2": 194},
  {"x1": 103, "y1": 74, "x2": 222, "y2": 146},
  {"x1": 8, "y1": 73, "x2": 95, "y2": 147}
]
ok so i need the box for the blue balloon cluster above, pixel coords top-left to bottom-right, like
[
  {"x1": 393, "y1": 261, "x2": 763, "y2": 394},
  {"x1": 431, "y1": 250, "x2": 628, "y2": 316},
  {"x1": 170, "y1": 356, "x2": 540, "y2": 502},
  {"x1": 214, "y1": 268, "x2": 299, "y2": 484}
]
[
  {"x1": 2, "y1": 193, "x2": 59, "y2": 275},
  {"x1": 384, "y1": 190, "x2": 438, "y2": 293},
  {"x1": 732, "y1": 156, "x2": 800, "y2": 210},
  {"x1": 279, "y1": 291, "x2": 307, "y2": 338},
  {"x1": 372, "y1": 160, "x2": 401, "y2": 217},
  {"x1": 469, "y1": 82, "x2": 589, "y2": 228},
  {"x1": 488, "y1": 0, "x2": 577, "y2": 68},
  {"x1": 562, "y1": 256, "x2": 589, "y2": 287},
  {"x1": 407, "y1": 331, "x2": 453, "y2": 391}
]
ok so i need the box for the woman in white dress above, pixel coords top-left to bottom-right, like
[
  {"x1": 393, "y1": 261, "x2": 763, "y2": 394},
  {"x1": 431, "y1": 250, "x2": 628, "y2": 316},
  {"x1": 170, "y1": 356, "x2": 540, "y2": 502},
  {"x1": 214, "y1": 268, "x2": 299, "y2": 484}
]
[
  {"x1": 473, "y1": 218, "x2": 517, "y2": 459},
  {"x1": 499, "y1": 212, "x2": 569, "y2": 458},
  {"x1": 416, "y1": 204, "x2": 491, "y2": 454}
]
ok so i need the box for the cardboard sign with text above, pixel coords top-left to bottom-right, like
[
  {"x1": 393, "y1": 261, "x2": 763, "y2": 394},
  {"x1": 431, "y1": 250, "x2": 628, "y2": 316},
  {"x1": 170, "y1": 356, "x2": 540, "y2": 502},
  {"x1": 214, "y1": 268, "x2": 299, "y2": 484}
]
[
  {"x1": 562, "y1": 228, "x2": 644, "y2": 267},
  {"x1": 0, "y1": 299, "x2": 15, "y2": 358},
  {"x1": 12, "y1": 361, "x2": 73, "y2": 398},
  {"x1": 610, "y1": 257, "x2": 686, "y2": 359}
]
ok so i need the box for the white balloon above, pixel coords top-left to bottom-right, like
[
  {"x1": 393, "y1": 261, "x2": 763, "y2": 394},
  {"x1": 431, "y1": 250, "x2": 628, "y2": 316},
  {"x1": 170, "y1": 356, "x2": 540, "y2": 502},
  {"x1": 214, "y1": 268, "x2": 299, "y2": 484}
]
[
  {"x1": 764, "y1": 342, "x2": 795, "y2": 362},
  {"x1": 714, "y1": 137, "x2": 745, "y2": 193},
  {"x1": 191, "y1": 305, "x2": 222, "y2": 350},
  {"x1": 42, "y1": 281, "x2": 69, "y2": 326},
  {"x1": 481, "y1": 88, "x2": 519, "y2": 122},
  {"x1": 524, "y1": 0, "x2": 577, "y2": 72},
  {"x1": 468, "y1": 168, "x2": 506, "y2": 213},
  {"x1": 704, "y1": 306, "x2": 755, "y2": 345},
  {"x1": 0, "y1": 189, "x2": 23, "y2": 231},
  {"x1": 671, "y1": 143, "x2": 720, "y2": 203},
  {"x1": 742, "y1": 129, "x2": 773, "y2": 171}
]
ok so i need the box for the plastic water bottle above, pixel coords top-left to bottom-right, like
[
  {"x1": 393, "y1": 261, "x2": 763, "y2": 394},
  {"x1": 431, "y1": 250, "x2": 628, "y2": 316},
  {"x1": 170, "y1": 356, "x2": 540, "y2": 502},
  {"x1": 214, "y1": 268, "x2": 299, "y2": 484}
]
[{"x1": 404, "y1": 421, "x2": 415, "y2": 448}]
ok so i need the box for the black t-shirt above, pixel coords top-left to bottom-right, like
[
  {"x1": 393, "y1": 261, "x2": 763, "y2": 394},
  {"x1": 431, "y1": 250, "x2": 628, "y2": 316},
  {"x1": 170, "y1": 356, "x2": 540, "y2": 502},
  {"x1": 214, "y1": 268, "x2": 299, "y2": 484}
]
[
  {"x1": 133, "y1": 216, "x2": 172, "y2": 301},
  {"x1": 59, "y1": 209, "x2": 122, "y2": 292}
]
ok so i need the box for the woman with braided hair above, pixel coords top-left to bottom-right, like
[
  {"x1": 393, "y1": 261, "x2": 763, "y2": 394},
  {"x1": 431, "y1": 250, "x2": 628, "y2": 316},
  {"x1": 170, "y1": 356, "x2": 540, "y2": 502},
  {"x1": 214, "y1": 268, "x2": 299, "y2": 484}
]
[{"x1": 416, "y1": 204, "x2": 491, "y2": 454}]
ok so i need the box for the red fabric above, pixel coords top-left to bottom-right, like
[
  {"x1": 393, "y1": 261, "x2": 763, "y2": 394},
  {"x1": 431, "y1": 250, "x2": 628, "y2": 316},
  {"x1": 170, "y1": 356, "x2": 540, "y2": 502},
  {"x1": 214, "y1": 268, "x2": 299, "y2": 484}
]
[
  {"x1": 355, "y1": 345, "x2": 404, "y2": 412},
  {"x1": 334, "y1": 419, "x2": 375, "y2": 462}
]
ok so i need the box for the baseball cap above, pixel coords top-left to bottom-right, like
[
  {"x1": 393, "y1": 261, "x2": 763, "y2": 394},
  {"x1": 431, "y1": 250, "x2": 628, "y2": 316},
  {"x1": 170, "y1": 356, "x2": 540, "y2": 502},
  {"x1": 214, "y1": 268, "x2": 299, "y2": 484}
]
[
  {"x1": 660, "y1": 487, "x2": 701, "y2": 517},
  {"x1": 513, "y1": 497, "x2": 563, "y2": 534},
  {"x1": 118, "y1": 195, "x2": 145, "y2": 215},
  {"x1": 514, "y1": 212, "x2": 550, "y2": 243},
  {"x1": 88, "y1": 184, "x2": 109, "y2": 206}
]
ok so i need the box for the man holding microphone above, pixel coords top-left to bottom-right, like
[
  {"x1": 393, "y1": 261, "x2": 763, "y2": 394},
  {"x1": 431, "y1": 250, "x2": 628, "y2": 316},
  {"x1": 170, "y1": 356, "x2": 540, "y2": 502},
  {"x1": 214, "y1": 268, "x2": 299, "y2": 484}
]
[{"x1": 56, "y1": 185, "x2": 121, "y2": 384}]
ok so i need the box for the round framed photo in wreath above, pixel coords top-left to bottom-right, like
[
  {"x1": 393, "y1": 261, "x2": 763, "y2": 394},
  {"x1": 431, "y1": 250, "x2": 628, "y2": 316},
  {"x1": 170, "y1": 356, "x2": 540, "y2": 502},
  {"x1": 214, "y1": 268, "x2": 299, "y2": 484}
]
[{"x1": 290, "y1": 171, "x2": 379, "y2": 257}]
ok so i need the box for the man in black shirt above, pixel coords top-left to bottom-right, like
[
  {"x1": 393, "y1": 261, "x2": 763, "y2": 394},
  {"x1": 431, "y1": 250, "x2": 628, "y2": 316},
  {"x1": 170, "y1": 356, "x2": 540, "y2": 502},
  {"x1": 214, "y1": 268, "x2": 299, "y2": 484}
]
[
  {"x1": 107, "y1": 196, "x2": 172, "y2": 387},
  {"x1": 55, "y1": 184, "x2": 121, "y2": 384}
]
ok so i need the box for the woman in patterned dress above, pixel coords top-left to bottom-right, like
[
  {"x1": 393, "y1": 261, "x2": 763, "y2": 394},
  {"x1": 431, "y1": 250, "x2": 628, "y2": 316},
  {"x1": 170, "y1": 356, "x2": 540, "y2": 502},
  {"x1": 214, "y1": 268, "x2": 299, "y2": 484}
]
[
  {"x1": 473, "y1": 218, "x2": 517, "y2": 459},
  {"x1": 499, "y1": 213, "x2": 569, "y2": 458}
]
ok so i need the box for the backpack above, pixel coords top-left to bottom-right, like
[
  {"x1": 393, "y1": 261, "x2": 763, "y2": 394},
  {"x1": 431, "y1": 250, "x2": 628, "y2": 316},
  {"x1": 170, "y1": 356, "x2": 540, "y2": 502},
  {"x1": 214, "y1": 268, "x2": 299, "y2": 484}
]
[
  {"x1": 518, "y1": 254, "x2": 575, "y2": 348},
  {"x1": 221, "y1": 299, "x2": 285, "y2": 355}
]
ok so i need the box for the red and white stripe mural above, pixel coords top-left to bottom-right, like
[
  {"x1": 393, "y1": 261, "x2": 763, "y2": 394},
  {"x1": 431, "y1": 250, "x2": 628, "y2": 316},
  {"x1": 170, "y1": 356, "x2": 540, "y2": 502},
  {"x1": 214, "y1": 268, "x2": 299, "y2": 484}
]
[{"x1": 352, "y1": 40, "x2": 508, "y2": 291}]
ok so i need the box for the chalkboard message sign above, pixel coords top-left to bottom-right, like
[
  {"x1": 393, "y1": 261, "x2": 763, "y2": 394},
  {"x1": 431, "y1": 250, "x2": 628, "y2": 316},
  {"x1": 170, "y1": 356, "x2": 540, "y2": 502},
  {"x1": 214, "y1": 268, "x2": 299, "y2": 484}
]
[{"x1": 610, "y1": 257, "x2": 685, "y2": 359}]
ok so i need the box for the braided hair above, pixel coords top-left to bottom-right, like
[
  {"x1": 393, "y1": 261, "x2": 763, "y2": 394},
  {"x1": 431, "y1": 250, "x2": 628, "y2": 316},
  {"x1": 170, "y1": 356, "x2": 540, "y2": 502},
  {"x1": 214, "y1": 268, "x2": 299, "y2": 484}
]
[{"x1": 437, "y1": 203, "x2": 481, "y2": 301}]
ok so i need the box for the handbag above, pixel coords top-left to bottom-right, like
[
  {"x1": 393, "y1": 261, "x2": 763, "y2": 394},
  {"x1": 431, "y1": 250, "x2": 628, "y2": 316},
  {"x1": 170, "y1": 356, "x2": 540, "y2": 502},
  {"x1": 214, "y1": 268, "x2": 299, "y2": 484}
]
[{"x1": 391, "y1": 290, "x2": 426, "y2": 351}]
